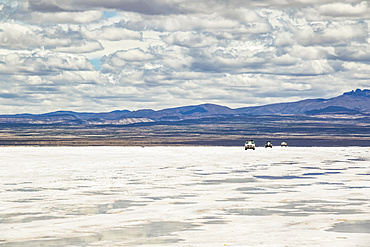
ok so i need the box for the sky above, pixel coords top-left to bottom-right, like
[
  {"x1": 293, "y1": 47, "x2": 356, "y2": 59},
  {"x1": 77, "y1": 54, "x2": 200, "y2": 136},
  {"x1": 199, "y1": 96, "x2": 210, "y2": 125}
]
[{"x1": 0, "y1": 0, "x2": 369, "y2": 114}]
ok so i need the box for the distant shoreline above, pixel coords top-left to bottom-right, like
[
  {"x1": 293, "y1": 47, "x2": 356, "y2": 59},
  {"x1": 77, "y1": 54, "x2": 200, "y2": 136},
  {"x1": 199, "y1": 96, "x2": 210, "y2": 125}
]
[
  {"x1": 0, "y1": 137, "x2": 369, "y2": 147},
  {"x1": 0, "y1": 114, "x2": 368, "y2": 147}
]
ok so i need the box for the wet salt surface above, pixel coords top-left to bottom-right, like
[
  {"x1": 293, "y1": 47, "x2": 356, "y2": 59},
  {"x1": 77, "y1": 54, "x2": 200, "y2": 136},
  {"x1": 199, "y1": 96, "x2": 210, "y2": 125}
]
[{"x1": 0, "y1": 146, "x2": 370, "y2": 246}]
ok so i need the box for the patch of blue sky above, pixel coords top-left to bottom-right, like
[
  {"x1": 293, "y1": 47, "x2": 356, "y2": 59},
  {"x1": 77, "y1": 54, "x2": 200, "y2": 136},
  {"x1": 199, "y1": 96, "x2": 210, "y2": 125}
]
[
  {"x1": 4, "y1": 0, "x2": 17, "y2": 6},
  {"x1": 1, "y1": 0, "x2": 14, "y2": 7},
  {"x1": 104, "y1": 11, "x2": 117, "y2": 19},
  {"x1": 90, "y1": 58, "x2": 101, "y2": 70}
]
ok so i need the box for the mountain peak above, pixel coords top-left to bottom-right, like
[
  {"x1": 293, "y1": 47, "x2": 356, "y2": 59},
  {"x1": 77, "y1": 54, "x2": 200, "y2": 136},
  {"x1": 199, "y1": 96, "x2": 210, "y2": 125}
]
[
  {"x1": 343, "y1": 89, "x2": 370, "y2": 97},
  {"x1": 0, "y1": 90, "x2": 369, "y2": 125}
]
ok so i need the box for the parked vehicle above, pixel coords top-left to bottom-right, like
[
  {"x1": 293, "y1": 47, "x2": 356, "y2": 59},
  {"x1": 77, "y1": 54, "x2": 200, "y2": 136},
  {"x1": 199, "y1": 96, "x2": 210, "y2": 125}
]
[
  {"x1": 265, "y1": 141, "x2": 273, "y2": 148},
  {"x1": 281, "y1": 141, "x2": 287, "y2": 147},
  {"x1": 245, "y1": 140, "x2": 255, "y2": 150}
]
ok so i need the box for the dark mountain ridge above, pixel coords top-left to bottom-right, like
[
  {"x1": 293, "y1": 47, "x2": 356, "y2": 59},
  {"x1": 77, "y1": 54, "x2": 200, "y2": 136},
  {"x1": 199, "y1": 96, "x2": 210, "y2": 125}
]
[
  {"x1": 0, "y1": 89, "x2": 369, "y2": 125},
  {"x1": 235, "y1": 89, "x2": 370, "y2": 115}
]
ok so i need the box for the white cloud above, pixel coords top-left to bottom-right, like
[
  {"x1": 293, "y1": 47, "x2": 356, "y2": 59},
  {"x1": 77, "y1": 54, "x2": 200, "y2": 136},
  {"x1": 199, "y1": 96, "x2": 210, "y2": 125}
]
[
  {"x1": 162, "y1": 32, "x2": 218, "y2": 48},
  {"x1": 334, "y1": 43, "x2": 370, "y2": 61},
  {"x1": 0, "y1": 22, "x2": 105, "y2": 53},
  {"x1": 160, "y1": 46, "x2": 194, "y2": 70},
  {"x1": 0, "y1": 49, "x2": 94, "y2": 75},
  {"x1": 81, "y1": 25, "x2": 142, "y2": 41},
  {"x1": 274, "y1": 32, "x2": 295, "y2": 47},
  {"x1": 342, "y1": 61, "x2": 370, "y2": 80},
  {"x1": 319, "y1": 1, "x2": 369, "y2": 18},
  {"x1": 53, "y1": 40, "x2": 103, "y2": 53},
  {"x1": 288, "y1": 45, "x2": 335, "y2": 60},
  {"x1": 0, "y1": 22, "x2": 70, "y2": 50},
  {"x1": 0, "y1": 0, "x2": 369, "y2": 113},
  {"x1": 49, "y1": 70, "x2": 110, "y2": 85},
  {"x1": 296, "y1": 21, "x2": 367, "y2": 46},
  {"x1": 114, "y1": 49, "x2": 154, "y2": 61}
]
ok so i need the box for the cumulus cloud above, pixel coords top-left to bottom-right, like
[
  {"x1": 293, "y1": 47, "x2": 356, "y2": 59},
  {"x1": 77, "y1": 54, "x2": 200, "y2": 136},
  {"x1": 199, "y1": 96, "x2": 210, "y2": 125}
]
[
  {"x1": 0, "y1": 22, "x2": 106, "y2": 53},
  {"x1": 298, "y1": 22, "x2": 367, "y2": 46},
  {"x1": 0, "y1": 22, "x2": 69, "y2": 50},
  {"x1": 113, "y1": 49, "x2": 154, "y2": 61},
  {"x1": 319, "y1": 1, "x2": 369, "y2": 18},
  {"x1": 81, "y1": 25, "x2": 142, "y2": 41},
  {"x1": 53, "y1": 40, "x2": 103, "y2": 53},
  {"x1": 162, "y1": 32, "x2": 218, "y2": 48},
  {"x1": 101, "y1": 48, "x2": 157, "y2": 74},
  {"x1": 0, "y1": 0, "x2": 369, "y2": 113},
  {"x1": 0, "y1": 49, "x2": 94, "y2": 75},
  {"x1": 334, "y1": 43, "x2": 370, "y2": 61},
  {"x1": 274, "y1": 32, "x2": 295, "y2": 47}
]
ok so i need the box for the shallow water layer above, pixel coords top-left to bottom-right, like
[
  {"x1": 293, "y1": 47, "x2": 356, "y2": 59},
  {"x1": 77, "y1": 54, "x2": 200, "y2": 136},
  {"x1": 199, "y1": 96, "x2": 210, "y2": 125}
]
[
  {"x1": 2, "y1": 221, "x2": 197, "y2": 246},
  {"x1": 0, "y1": 146, "x2": 369, "y2": 246}
]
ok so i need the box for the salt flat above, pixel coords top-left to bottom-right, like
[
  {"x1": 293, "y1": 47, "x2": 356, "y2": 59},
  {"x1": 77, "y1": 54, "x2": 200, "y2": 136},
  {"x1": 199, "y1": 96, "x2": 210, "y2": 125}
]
[{"x1": 0, "y1": 146, "x2": 369, "y2": 246}]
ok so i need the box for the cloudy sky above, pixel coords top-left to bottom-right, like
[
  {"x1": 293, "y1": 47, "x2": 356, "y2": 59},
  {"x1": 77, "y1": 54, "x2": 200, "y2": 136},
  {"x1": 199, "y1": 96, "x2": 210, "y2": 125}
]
[{"x1": 0, "y1": 0, "x2": 369, "y2": 113}]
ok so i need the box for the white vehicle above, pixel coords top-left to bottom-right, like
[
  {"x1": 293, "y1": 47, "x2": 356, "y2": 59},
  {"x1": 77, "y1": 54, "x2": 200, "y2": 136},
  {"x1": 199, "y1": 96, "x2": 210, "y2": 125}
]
[
  {"x1": 265, "y1": 141, "x2": 273, "y2": 148},
  {"x1": 245, "y1": 140, "x2": 255, "y2": 150},
  {"x1": 281, "y1": 141, "x2": 287, "y2": 147}
]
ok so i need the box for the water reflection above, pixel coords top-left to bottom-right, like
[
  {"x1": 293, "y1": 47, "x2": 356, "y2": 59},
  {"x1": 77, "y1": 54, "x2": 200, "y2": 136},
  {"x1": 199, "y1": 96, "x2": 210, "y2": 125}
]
[
  {"x1": 328, "y1": 220, "x2": 370, "y2": 233},
  {"x1": 254, "y1": 175, "x2": 314, "y2": 180},
  {"x1": 67, "y1": 200, "x2": 148, "y2": 215},
  {"x1": 0, "y1": 221, "x2": 199, "y2": 247}
]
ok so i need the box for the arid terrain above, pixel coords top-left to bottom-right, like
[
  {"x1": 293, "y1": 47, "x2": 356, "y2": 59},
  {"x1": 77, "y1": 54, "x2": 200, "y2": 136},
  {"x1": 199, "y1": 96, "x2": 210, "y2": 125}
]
[{"x1": 0, "y1": 115, "x2": 369, "y2": 146}]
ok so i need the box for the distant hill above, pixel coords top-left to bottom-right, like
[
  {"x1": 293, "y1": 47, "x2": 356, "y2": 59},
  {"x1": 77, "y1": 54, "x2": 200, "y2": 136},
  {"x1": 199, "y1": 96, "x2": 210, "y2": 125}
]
[
  {"x1": 0, "y1": 89, "x2": 369, "y2": 125},
  {"x1": 235, "y1": 89, "x2": 370, "y2": 115}
]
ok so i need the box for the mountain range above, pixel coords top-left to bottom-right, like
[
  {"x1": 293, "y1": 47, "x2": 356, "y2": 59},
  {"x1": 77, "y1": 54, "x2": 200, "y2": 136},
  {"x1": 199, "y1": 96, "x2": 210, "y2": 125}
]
[{"x1": 1, "y1": 89, "x2": 369, "y2": 125}]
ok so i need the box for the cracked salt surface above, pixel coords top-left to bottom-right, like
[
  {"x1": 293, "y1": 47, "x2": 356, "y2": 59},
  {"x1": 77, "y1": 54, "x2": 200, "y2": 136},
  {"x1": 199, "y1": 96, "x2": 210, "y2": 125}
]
[{"x1": 0, "y1": 146, "x2": 370, "y2": 246}]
